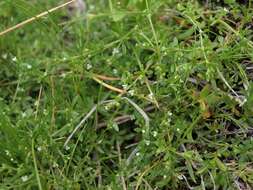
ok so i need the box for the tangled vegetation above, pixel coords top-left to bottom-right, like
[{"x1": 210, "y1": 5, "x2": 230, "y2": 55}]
[{"x1": 0, "y1": 0, "x2": 253, "y2": 189}]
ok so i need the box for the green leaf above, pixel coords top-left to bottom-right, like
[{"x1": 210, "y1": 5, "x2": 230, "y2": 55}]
[
  {"x1": 215, "y1": 157, "x2": 227, "y2": 171},
  {"x1": 224, "y1": 0, "x2": 235, "y2": 4},
  {"x1": 186, "y1": 160, "x2": 197, "y2": 183},
  {"x1": 111, "y1": 11, "x2": 127, "y2": 22},
  {"x1": 112, "y1": 122, "x2": 119, "y2": 132}
]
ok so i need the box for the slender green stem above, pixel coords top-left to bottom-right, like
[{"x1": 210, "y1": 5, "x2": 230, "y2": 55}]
[{"x1": 32, "y1": 139, "x2": 43, "y2": 190}]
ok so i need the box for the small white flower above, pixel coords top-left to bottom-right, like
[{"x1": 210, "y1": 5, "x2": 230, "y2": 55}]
[
  {"x1": 128, "y1": 89, "x2": 135, "y2": 96},
  {"x1": 113, "y1": 69, "x2": 118, "y2": 74},
  {"x1": 142, "y1": 129, "x2": 146, "y2": 134},
  {"x1": 5, "y1": 150, "x2": 10, "y2": 156},
  {"x1": 223, "y1": 7, "x2": 229, "y2": 12},
  {"x1": 145, "y1": 140, "x2": 150, "y2": 146},
  {"x1": 176, "y1": 128, "x2": 180, "y2": 132},
  {"x1": 21, "y1": 175, "x2": 29, "y2": 182},
  {"x1": 86, "y1": 63, "x2": 92, "y2": 70},
  {"x1": 26, "y1": 64, "x2": 32, "y2": 69},
  {"x1": 37, "y1": 147, "x2": 42, "y2": 152},
  {"x1": 65, "y1": 146, "x2": 70, "y2": 151},
  {"x1": 12, "y1": 57, "x2": 17, "y2": 62},
  {"x1": 136, "y1": 152, "x2": 140, "y2": 156},
  {"x1": 163, "y1": 175, "x2": 167, "y2": 179},
  {"x1": 112, "y1": 48, "x2": 120, "y2": 56},
  {"x1": 153, "y1": 131, "x2": 158, "y2": 137},
  {"x1": 177, "y1": 174, "x2": 183, "y2": 180},
  {"x1": 122, "y1": 84, "x2": 128, "y2": 90},
  {"x1": 148, "y1": 93, "x2": 154, "y2": 100}
]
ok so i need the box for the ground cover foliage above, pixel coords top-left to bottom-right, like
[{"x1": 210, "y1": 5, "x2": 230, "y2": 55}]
[{"x1": 0, "y1": 0, "x2": 253, "y2": 189}]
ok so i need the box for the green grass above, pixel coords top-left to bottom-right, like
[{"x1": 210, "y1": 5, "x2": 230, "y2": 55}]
[{"x1": 0, "y1": 0, "x2": 253, "y2": 189}]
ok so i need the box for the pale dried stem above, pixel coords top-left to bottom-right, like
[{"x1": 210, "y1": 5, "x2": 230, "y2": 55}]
[{"x1": 0, "y1": 0, "x2": 76, "y2": 36}]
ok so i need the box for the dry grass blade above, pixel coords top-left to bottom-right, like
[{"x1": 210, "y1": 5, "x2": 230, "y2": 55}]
[
  {"x1": 63, "y1": 100, "x2": 115, "y2": 147},
  {"x1": 0, "y1": 0, "x2": 76, "y2": 36},
  {"x1": 93, "y1": 73, "x2": 121, "y2": 81},
  {"x1": 97, "y1": 105, "x2": 155, "y2": 129},
  {"x1": 123, "y1": 97, "x2": 150, "y2": 128},
  {"x1": 92, "y1": 76, "x2": 126, "y2": 94},
  {"x1": 64, "y1": 104, "x2": 97, "y2": 147}
]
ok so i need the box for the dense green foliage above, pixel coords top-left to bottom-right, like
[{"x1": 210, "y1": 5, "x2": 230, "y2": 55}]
[{"x1": 0, "y1": 0, "x2": 253, "y2": 189}]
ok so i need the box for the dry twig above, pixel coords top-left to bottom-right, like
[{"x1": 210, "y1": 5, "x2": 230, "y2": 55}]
[{"x1": 0, "y1": 0, "x2": 76, "y2": 36}]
